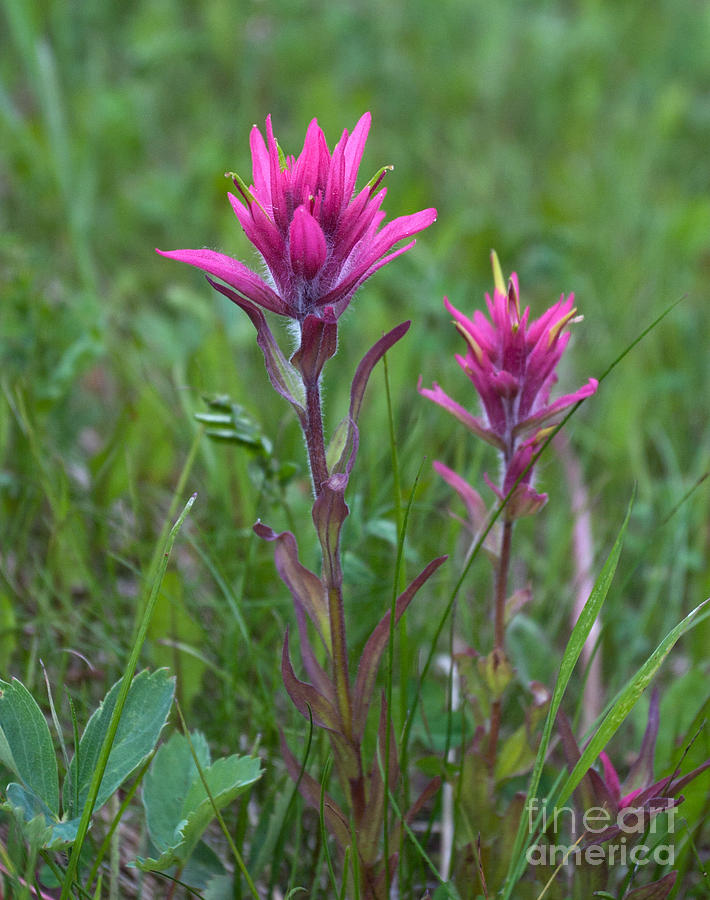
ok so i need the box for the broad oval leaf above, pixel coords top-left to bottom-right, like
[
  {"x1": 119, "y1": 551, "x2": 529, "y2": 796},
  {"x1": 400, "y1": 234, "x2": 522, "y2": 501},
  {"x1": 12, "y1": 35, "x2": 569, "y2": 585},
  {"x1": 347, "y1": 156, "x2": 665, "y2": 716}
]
[
  {"x1": 62, "y1": 668, "x2": 175, "y2": 817},
  {"x1": 0, "y1": 677, "x2": 59, "y2": 816}
]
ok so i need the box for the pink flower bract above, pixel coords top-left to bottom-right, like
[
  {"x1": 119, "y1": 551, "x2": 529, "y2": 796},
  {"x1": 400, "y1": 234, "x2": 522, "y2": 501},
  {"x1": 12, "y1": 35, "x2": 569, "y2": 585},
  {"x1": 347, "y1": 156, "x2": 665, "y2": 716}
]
[
  {"x1": 420, "y1": 252, "x2": 598, "y2": 516},
  {"x1": 157, "y1": 113, "x2": 436, "y2": 323}
]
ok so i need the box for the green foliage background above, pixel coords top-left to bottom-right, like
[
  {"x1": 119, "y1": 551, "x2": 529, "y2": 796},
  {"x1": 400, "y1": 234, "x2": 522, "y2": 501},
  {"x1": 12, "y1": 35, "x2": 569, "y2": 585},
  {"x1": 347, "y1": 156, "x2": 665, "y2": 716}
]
[{"x1": 1, "y1": 0, "x2": 709, "y2": 892}]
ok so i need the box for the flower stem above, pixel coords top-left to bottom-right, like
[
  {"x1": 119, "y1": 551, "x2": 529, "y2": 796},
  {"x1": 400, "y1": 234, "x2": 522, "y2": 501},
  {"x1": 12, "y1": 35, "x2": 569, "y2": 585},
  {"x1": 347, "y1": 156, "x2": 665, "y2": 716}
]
[
  {"x1": 302, "y1": 375, "x2": 354, "y2": 738},
  {"x1": 487, "y1": 518, "x2": 513, "y2": 773},
  {"x1": 328, "y1": 584, "x2": 354, "y2": 739},
  {"x1": 305, "y1": 378, "x2": 329, "y2": 496}
]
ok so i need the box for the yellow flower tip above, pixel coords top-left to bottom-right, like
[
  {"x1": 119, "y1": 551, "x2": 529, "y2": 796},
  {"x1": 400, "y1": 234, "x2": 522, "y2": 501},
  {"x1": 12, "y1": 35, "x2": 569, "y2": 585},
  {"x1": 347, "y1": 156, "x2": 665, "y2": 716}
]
[
  {"x1": 534, "y1": 425, "x2": 556, "y2": 444},
  {"x1": 547, "y1": 307, "x2": 578, "y2": 346},
  {"x1": 455, "y1": 321, "x2": 484, "y2": 363},
  {"x1": 490, "y1": 250, "x2": 506, "y2": 295}
]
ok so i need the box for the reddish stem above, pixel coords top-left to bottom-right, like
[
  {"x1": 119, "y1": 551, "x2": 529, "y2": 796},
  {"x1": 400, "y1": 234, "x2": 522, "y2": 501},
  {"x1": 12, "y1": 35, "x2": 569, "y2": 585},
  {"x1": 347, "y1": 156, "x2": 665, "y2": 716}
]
[
  {"x1": 304, "y1": 378, "x2": 329, "y2": 496},
  {"x1": 302, "y1": 376, "x2": 353, "y2": 740}
]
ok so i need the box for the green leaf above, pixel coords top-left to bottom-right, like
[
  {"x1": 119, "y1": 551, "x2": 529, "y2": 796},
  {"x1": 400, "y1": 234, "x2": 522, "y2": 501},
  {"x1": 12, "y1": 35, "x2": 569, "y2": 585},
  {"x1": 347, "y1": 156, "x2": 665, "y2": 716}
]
[
  {"x1": 0, "y1": 677, "x2": 59, "y2": 815},
  {"x1": 62, "y1": 669, "x2": 175, "y2": 817},
  {"x1": 2, "y1": 780, "x2": 81, "y2": 850},
  {"x1": 143, "y1": 730, "x2": 211, "y2": 852},
  {"x1": 137, "y1": 731, "x2": 262, "y2": 871},
  {"x1": 501, "y1": 496, "x2": 633, "y2": 897},
  {"x1": 203, "y1": 874, "x2": 233, "y2": 900},
  {"x1": 555, "y1": 596, "x2": 710, "y2": 809},
  {"x1": 5, "y1": 782, "x2": 54, "y2": 829}
]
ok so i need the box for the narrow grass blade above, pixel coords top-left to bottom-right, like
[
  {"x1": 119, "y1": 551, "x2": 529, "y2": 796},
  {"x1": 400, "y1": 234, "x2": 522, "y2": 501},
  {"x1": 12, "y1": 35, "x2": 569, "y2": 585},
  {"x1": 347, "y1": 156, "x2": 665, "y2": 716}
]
[
  {"x1": 60, "y1": 494, "x2": 196, "y2": 900},
  {"x1": 554, "y1": 596, "x2": 710, "y2": 809},
  {"x1": 501, "y1": 495, "x2": 633, "y2": 897}
]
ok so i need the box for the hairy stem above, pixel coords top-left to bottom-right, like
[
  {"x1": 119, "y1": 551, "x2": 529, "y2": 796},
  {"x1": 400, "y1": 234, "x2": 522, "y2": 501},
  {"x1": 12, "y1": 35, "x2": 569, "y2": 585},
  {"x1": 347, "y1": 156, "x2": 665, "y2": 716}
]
[
  {"x1": 328, "y1": 584, "x2": 354, "y2": 739},
  {"x1": 302, "y1": 375, "x2": 354, "y2": 737},
  {"x1": 305, "y1": 378, "x2": 329, "y2": 496}
]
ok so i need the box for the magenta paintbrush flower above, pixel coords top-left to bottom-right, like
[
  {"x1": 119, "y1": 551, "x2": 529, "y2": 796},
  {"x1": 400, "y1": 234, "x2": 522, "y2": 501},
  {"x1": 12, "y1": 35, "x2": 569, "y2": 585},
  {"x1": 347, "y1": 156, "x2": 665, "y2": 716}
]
[
  {"x1": 420, "y1": 252, "x2": 597, "y2": 517},
  {"x1": 157, "y1": 113, "x2": 436, "y2": 324}
]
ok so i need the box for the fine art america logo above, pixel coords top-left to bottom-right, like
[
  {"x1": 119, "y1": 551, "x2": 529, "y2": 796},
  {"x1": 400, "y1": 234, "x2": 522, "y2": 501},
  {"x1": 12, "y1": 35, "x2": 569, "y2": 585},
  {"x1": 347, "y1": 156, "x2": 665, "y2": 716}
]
[{"x1": 525, "y1": 798, "x2": 676, "y2": 867}]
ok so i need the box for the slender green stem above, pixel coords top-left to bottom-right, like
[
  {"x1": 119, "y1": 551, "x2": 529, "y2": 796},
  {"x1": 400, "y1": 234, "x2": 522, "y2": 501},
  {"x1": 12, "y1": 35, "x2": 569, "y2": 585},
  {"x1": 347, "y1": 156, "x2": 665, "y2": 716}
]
[
  {"x1": 60, "y1": 495, "x2": 195, "y2": 900},
  {"x1": 86, "y1": 752, "x2": 155, "y2": 889},
  {"x1": 175, "y1": 703, "x2": 261, "y2": 900},
  {"x1": 486, "y1": 518, "x2": 513, "y2": 773}
]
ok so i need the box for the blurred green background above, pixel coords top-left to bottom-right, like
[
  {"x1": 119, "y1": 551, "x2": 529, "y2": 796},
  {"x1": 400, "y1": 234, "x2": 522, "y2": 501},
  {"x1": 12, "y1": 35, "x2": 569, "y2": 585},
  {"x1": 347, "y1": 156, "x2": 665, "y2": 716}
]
[{"x1": 1, "y1": 0, "x2": 709, "y2": 864}]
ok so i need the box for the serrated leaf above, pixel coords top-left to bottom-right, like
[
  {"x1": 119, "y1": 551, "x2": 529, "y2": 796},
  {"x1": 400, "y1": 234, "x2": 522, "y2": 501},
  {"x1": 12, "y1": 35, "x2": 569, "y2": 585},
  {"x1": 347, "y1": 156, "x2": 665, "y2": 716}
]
[
  {"x1": 142, "y1": 730, "x2": 211, "y2": 852},
  {"x1": 0, "y1": 677, "x2": 59, "y2": 815},
  {"x1": 202, "y1": 873, "x2": 233, "y2": 899},
  {"x1": 63, "y1": 669, "x2": 175, "y2": 816},
  {"x1": 138, "y1": 732, "x2": 262, "y2": 871}
]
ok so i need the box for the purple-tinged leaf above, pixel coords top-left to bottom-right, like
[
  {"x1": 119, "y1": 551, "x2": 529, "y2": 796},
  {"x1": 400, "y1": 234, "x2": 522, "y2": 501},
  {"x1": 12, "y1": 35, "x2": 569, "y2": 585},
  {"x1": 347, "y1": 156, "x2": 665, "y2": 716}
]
[
  {"x1": 279, "y1": 732, "x2": 351, "y2": 849},
  {"x1": 292, "y1": 602, "x2": 333, "y2": 699},
  {"x1": 668, "y1": 757, "x2": 710, "y2": 795},
  {"x1": 290, "y1": 311, "x2": 338, "y2": 384},
  {"x1": 312, "y1": 475, "x2": 349, "y2": 590},
  {"x1": 328, "y1": 321, "x2": 410, "y2": 477},
  {"x1": 206, "y1": 278, "x2": 306, "y2": 421},
  {"x1": 432, "y1": 459, "x2": 501, "y2": 562},
  {"x1": 623, "y1": 871, "x2": 677, "y2": 899},
  {"x1": 583, "y1": 790, "x2": 678, "y2": 847},
  {"x1": 351, "y1": 321, "x2": 409, "y2": 424},
  {"x1": 281, "y1": 630, "x2": 340, "y2": 732},
  {"x1": 254, "y1": 522, "x2": 330, "y2": 652},
  {"x1": 327, "y1": 731, "x2": 361, "y2": 785},
  {"x1": 625, "y1": 688, "x2": 660, "y2": 793},
  {"x1": 353, "y1": 556, "x2": 447, "y2": 736},
  {"x1": 557, "y1": 711, "x2": 618, "y2": 816}
]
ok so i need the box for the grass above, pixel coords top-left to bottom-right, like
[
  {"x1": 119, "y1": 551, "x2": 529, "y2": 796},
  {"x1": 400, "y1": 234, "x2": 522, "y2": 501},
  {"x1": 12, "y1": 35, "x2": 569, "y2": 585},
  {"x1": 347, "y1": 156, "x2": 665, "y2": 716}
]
[{"x1": 1, "y1": 0, "x2": 709, "y2": 896}]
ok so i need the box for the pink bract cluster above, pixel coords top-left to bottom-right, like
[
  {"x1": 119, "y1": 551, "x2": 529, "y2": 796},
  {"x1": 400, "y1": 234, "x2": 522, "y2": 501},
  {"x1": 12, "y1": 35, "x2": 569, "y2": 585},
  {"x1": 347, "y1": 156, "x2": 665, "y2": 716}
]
[
  {"x1": 158, "y1": 113, "x2": 436, "y2": 324},
  {"x1": 420, "y1": 253, "x2": 598, "y2": 518}
]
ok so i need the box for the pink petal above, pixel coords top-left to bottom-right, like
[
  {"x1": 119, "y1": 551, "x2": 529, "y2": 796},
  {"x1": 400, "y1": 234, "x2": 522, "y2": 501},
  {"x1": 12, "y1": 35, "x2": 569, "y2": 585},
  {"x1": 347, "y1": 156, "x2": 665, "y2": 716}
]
[
  {"x1": 294, "y1": 118, "x2": 327, "y2": 200},
  {"x1": 249, "y1": 122, "x2": 272, "y2": 205},
  {"x1": 289, "y1": 205, "x2": 327, "y2": 279},
  {"x1": 600, "y1": 751, "x2": 623, "y2": 805},
  {"x1": 265, "y1": 115, "x2": 288, "y2": 231},
  {"x1": 417, "y1": 379, "x2": 504, "y2": 450},
  {"x1": 363, "y1": 207, "x2": 438, "y2": 261},
  {"x1": 156, "y1": 247, "x2": 287, "y2": 315},
  {"x1": 343, "y1": 112, "x2": 371, "y2": 198},
  {"x1": 433, "y1": 460, "x2": 488, "y2": 531},
  {"x1": 513, "y1": 378, "x2": 598, "y2": 440}
]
